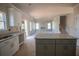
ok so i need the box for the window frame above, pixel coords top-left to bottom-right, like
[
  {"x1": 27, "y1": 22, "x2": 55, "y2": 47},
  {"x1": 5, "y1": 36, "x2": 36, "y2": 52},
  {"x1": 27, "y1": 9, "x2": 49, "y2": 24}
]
[
  {"x1": 47, "y1": 22, "x2": 52, "y2": 31},
  {"x1": 0, "y1": 11, "x2": 6, "y2": 31}
]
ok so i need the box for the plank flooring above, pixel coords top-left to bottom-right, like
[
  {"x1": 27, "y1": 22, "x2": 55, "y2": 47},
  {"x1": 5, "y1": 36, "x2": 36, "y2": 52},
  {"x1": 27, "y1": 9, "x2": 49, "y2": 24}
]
[{"x1": 15, "y1": 37, "x2": 35, "y2": 56}]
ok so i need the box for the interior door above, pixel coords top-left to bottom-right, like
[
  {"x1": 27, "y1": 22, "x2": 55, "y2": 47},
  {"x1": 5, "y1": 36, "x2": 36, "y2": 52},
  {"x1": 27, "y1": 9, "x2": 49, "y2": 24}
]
[{"x1": 60, "y1": 16, "x2": 66, "y2": 33}]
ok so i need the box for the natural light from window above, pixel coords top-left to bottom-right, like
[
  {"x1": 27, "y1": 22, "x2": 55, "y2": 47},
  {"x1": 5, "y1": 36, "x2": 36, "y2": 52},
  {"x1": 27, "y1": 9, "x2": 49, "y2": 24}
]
[
  {"x1": 52, "y1": 21, "x2": 55, "y2": 30},
  {"x1": 36, "y1": 22, "x2": 39, "y2": 30},
  {"x1": 0, "y1": 12, "x2": 6, "y2": 30},
  {"x1": 47, "y1": 22, "x2": 51, "y2": 30},
  {"x1": 30, "y1": 22, "x2": 32, "y2": 31}
]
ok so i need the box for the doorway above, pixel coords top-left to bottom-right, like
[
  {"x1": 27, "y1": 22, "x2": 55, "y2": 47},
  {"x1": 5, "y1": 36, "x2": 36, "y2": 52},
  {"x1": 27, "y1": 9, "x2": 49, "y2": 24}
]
[{"x1": 59, "y1": 16, "x2": 67, "y2": 33}]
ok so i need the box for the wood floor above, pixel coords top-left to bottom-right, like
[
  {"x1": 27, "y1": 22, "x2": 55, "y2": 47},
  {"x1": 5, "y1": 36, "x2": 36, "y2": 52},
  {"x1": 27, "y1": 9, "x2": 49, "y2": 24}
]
[
  {"x1": 14, "y1": 36, "x2": 79, "y2": 56},
  {"x1": 15, "y1": 37, "x2": 35, "y2": 56}
]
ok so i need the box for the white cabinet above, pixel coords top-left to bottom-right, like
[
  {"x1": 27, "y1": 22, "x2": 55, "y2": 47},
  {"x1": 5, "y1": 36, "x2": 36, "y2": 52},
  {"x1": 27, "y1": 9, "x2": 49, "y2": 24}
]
[{"x1": 0, "y1": 36, "x2": 19, "y2": 56}]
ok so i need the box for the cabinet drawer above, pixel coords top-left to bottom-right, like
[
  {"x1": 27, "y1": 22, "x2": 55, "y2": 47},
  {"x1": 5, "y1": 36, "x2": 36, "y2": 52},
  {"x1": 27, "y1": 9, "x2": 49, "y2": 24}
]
[
  {"x1": 0, "y1": 44, "x2": 12, "y2": 56},
  {"x1": 56, "y1": 39, "x2": 76, "y2": 56},
  {"x1": 56, "y1": 45, "x2": 76, "y2": 56},
  {"x1": 36, "y1": 39, "x2": 55, "y2": 56},
  {"x1": 0, "y1": 39, "x2": 13, "y2": 47},
  {"x1": 0, "y1": 36, "x2": 19, "y2": 56},
  {"x1": 36, "y1": 39, "x2": 55, "y2": 45},
  {"x1": 36, "y1": 44, "x2": 55, "y2": 56},
  {"x1": 56, "y1": 39, "x2": 76, "y2": 46}
]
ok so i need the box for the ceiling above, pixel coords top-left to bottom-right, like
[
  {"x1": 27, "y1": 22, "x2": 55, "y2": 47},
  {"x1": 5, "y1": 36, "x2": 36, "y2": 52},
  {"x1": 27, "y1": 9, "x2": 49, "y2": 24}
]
[{"x1": 12, "y1": 3, "x2": 77, "y2": 21}]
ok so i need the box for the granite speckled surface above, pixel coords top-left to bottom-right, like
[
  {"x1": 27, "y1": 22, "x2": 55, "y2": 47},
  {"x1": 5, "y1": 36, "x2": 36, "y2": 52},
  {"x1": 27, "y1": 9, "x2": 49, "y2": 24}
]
[
  {"x1": 0, "y1": 32, "x2": 25, "y2": 42},
  {"x1": 35, "y1": 33, "x2": 76, "y2": 39}
]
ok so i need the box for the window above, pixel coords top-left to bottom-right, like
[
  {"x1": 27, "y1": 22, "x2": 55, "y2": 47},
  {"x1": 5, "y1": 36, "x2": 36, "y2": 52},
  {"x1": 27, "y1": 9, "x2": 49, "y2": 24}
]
[
  {"x1": 36, "y1": 22, "x2": 39, "y2": 30},
  {"x1": 47, "y1": 22, "x2": 51, "y2": 30},
  {"x1": 0, "y1": 12, "x2": 6, "y2": 30},
  {"x1": 21, "y1": 21, "x2": 25, "y2": 31},
  {"x1": 24, "y1": 20, "x2": 28, "y2": 36},
  {"x1": 9, "y1": 14, "x2": 14, "y2": 26},
  {"x1": 32, "y1": 22, "x2": 36, "y2": 31},
  {"x1": 30, "y1": 21, "x2": 32, "y2": 31},
  {"x1": 0, "y1": 22, "x2": 5, "y2": 30},
  {"x1": 52, "y1": 21, "x2": 55, "y2": 30}
]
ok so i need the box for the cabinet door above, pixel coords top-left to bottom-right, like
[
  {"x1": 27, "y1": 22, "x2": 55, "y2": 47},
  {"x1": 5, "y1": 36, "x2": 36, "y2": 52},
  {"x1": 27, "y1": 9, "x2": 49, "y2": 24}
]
[
  {"x1": 36, "y1": 44, "x2": 45, "y2": 56},
  {"x1": 36, "y1": 39, "x2": 55, "y2": 56},
  {"x1": 19, "y1": 33, "x2": 24, "y2": 44},
  {"x1": 44, "y1": 45, "x2": 55, "y2": 56},
  {"x1": 10, "y1": 36, "x2": 19, "y2": 55},
  {"x1": 0, "y1": 36, "x2": 19, "y2": 56},
  {"x1": 0, "y1": 39, "x2": 13, "y2": 56},
  {"x1": 63, "y1": 45, "x2": 76, "y2": 56},
  {"x1": 56, "y1": 39, "x2": 76, "y2": 56}
]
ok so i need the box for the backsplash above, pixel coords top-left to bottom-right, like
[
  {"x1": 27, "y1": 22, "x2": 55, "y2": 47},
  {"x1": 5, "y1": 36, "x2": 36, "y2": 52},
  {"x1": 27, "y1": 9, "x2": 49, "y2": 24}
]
[
  {"x1": 0, "y1": 26, "x2": 21, "y2": 36},
  {"x1": 0, "y1": 30, "x2": 12, "y2": 36}
]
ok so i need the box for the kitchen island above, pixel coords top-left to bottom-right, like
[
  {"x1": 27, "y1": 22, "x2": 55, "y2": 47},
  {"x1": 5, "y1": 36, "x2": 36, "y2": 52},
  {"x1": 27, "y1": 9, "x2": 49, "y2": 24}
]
[{"x1": 35, "y1": 33, "x2": 77, "y2": 56}]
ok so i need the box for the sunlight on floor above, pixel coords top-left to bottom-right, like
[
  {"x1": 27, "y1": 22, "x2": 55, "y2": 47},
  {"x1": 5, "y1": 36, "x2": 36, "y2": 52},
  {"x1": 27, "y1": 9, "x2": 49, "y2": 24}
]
[{"x1": 26, "y1": 35, "x2": 36, "y2": 40}]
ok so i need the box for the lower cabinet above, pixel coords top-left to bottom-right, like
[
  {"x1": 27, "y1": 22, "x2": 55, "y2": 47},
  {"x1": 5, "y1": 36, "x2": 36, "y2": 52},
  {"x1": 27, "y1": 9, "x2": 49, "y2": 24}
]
[
  {"x1": 56, "y1": 45, "x2": 76, "y2": 56},
  {"x1": 0, "y1": 36, "x2": 19, "y2": 56},
  {"x1": 36, "y1": 44, "x2": 55, "y2": 56},
  {"x1": 36, "y1": 39, "x2": 76, "y2": 56},
  {"x1": 19, "y1": 33, "x2": 25, "y2": 45},
  {"x1": 36, "y1": 39, "x2": 55, "y2": 56},
  {"x1": 56, "y1": 40, "x2": 76, "y2": 56}
]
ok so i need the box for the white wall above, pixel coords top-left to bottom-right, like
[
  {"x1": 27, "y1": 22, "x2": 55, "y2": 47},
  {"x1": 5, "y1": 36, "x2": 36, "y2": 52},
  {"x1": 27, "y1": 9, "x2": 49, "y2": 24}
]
[
  {"x1": 66, "y1": 4, "x2": 79, "y2": 38},
  {"x1": 53, "y1": 16, "x2": 60, "y2": 33},
  {"x1": 66, "y1": 4, "x2": 79, "y2": 51},
  {"x1": 73, "y1": 4, "x2": 79, "y2": 37},
  {"x1": 66, "y1": 13, "x2": 75, "y2": 36}
]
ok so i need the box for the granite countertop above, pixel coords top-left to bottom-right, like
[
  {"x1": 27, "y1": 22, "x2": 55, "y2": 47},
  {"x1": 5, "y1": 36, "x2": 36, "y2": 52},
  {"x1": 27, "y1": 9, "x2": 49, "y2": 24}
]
[
  {"x1": 35, "y1": 33, "x2": 76, "y2": 39},
  {"x1": 0, "y1": 35, "x2": 14, "y2": 43},
  {"x1": 0, "y1": 31, "x2": 25, "y2": 42},
  {"x1": 10, "y1": 32, "x2": 25, "y2": 36}
]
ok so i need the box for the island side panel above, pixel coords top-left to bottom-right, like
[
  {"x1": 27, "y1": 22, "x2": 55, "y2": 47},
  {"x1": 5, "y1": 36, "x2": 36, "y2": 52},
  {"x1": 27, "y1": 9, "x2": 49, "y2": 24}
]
[{"x1": 36, "y1": 38, "x2": 76, "y2": 56}]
